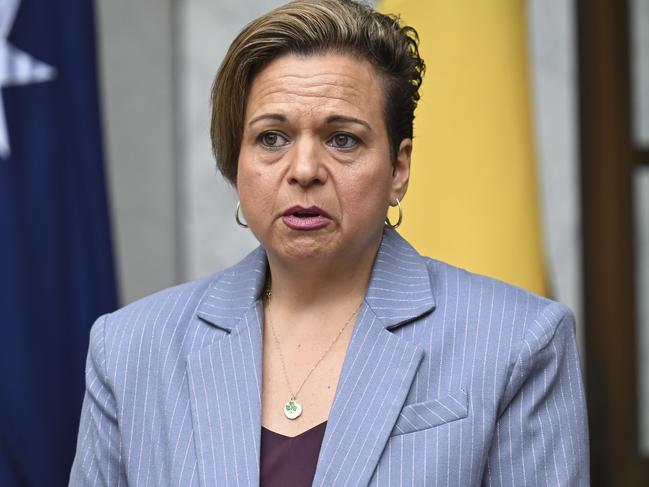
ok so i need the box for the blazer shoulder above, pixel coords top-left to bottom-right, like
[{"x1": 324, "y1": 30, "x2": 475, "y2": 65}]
[
  {"x1": 92, "y1": 246, "x2": 267, "y2": 380},
  {"x1": 84, "y1": 266, "x2": 248, "y2": 400},
  {"x1": 97, "y1": 266, "x2": 237, "y2": 348},
  {"x1": 421, "y1": 257, "x2": 574, "y2": 346},
  {"x1": 424, "y1": 257, "x2": 557, "y2": 308}
]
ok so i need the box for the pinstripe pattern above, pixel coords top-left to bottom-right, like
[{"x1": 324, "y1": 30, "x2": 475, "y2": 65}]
[{"x1": 69, "y1": 229, "x2": 589, "y2": 486}]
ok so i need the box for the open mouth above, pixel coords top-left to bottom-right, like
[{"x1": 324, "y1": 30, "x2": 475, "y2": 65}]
[
  {"x1": 283, "y1": 205, "x2": 331, "y2": 218},
  {"x1": 282, "y1": 206, "x2": 331, "y2": 230},
  {"x1": 293, "y1": 209, "x2": 322, "y2": 218}
]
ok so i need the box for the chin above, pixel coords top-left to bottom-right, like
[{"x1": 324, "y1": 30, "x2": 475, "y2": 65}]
[{"x1": 277, "y1": 234, "x2": 341, "y2": 261}]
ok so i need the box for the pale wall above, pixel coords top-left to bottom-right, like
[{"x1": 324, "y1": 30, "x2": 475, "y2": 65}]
[{"x1": 95, "y1": 0, "x2": 178, "y2": 304}]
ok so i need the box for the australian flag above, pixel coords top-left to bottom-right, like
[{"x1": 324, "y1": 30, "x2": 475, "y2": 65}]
[{"x1": 0, "y1": 0, "x2": 118, "y2": 485}]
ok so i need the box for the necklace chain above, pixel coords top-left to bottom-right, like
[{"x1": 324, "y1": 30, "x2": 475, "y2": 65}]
[{"x1": 264, "y1": 288, "x2": 363, "y2": 404}]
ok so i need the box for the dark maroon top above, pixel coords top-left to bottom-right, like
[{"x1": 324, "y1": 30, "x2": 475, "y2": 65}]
[{"x1": 260, "y1": 421, "x2": 327, "y2": 486}]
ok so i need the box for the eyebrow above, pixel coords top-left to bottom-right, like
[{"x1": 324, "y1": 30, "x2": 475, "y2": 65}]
[
  {"x1": 325, "y1": 115, "x2": 372, "y2": 132},
  {"x1": 248, "y1": 114, "x2": 287, "y2": 126},
  {"x1": 248, "y1": 113, "x2": 372, "y2": 131}
]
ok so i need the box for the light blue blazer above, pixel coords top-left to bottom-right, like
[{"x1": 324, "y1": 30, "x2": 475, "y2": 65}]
[{"x1": 70, "y1": 229, "x2": 589, "y2": 486}]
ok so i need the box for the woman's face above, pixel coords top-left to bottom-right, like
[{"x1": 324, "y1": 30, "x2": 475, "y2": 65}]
[{"x1": 237, "y1": 53, "x2": 411, "y2": 266}]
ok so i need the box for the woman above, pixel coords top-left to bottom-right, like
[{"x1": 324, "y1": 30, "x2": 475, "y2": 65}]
[{"x1": 70, "y1": 1, "x2": 589, "y2": 485}]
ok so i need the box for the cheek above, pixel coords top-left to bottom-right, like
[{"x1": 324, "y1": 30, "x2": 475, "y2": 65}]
[
  {"x1": 339, "y1": 172, "x2": 392, "y2": 222},
  {"x1": 238, "y1": 147, "x2": 272, "y2": 193},
  {"x1": 239, "y1": 182, "x2": 274, "y2": 213},
  {"x1": 237, "y1": 158, "x2": 276, "y2": 219}
]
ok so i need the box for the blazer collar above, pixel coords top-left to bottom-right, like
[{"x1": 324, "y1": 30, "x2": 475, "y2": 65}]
[
  {"x1": 195, "y1": 245, "x2": 267, "y2": 331},
  {"x1": 195, "y1": 228, "x2": 436, "y2": 332},
  {"x1": 364, "y1": 228, "x2": 437, "y2": 328}
]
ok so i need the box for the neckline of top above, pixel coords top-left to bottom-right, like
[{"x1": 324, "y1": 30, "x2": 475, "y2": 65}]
[{"x1": 262, "y1": 420, "x2": 328, "y2": 439}]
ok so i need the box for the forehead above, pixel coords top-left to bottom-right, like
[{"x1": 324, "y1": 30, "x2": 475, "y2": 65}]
[{"x1": 244, "y1": 53, "x2": 385, "y2": 124}]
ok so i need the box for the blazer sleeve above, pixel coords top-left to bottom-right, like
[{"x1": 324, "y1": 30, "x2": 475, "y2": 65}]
[
  {"x1": 483, "y1": 302, "x2": 590, "y2": 486},
  {"x1": 69, "y1": 315, "x2": 125, "y2": 486}
]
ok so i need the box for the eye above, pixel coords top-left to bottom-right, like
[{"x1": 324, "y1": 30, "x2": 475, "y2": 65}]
[
  {"x1": 259, "y1": 132, "x2": 288, "y2": 148},
  {"x1": 328, "y1": 133, "x2": 358, "y2": 149}
]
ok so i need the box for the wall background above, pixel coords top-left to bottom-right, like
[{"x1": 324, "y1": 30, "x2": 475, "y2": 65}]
[
  {"x1": 94, "y1": 0, "x2": 584, "y2": 350},
  {"x1": 95, "y1": 0, "x2": 178, "y2": 302}
]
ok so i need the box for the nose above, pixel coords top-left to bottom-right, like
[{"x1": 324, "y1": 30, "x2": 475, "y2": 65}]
[{"x1": 286, "y1": 137, "x2": 327, "y2": 187}]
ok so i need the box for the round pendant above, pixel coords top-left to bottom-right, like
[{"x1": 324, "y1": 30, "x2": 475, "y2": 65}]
[{"x1": 284, "y1": 399, "x2": 303, "y2": 420}]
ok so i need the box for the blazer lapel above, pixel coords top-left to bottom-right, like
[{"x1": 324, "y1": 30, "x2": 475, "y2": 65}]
[
  {"x1": 311, "y1": 303, "x2": 424, "y2": 486},
  {"x1": 312, "y1": 229, "x2": 436, "y2": 486},
  {"x1": 186, "y1": 248, "x2": 267, "y2": 487}
]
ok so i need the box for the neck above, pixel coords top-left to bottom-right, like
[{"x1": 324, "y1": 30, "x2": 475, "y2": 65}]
[{"x1": 264, "y1": 237, "x2": 381, "y2": 317}]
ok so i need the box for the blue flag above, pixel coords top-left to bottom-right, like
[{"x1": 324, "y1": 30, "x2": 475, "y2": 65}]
[{"x1": 0, "y1": 0, "x2": 118, "y2": 485}]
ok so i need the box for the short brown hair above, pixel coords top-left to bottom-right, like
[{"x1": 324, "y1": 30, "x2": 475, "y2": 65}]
[{"x1": 211, "y1": 0, "x2": 425, "y2": 185}]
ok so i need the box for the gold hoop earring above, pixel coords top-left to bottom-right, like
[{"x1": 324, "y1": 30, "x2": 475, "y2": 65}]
[
  {"x1": 385, "y1": 198, "x2": 403, "y2": 229},
  {"x1": 235, "y1": 201, "x2": 248, "y2": 228}
]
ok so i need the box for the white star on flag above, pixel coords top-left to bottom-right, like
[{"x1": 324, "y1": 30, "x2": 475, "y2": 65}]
[{"x1": 0, "y1": 0, "x2": 56, "y2": 159}]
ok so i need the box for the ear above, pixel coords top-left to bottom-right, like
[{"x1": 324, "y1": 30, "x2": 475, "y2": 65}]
[{"x1": 390, "y1": 138, "x2": 412, "y2": 203}]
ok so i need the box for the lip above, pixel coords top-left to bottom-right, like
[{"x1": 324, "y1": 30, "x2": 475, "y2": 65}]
[{"x1": 281, "y1": 205, "x2": 332, "y2": 231}]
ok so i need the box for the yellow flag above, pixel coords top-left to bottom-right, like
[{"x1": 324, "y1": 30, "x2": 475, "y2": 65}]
[{"x1": 380, "y1": 0, "x2": 547, "y2": 295}]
